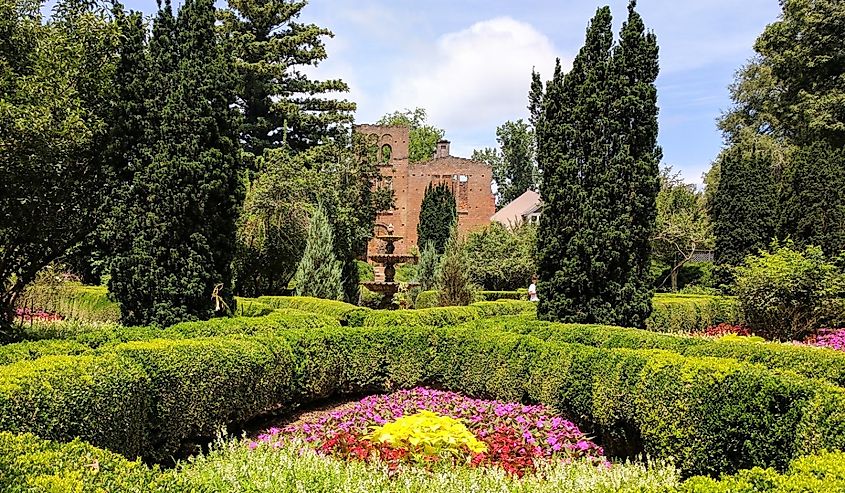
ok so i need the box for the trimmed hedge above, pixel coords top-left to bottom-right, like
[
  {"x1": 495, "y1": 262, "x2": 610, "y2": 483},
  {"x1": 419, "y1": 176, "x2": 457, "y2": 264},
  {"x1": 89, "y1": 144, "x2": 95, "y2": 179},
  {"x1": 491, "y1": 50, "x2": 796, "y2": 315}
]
[
  {"x1": 258, "y1": 296, "x2": 371, "y2": 326},
  {"x1": 469, "y1": 317, "x2": 845, "y2": 388},
  {"x1": 648, "y1": 294, "x2": 740, "y2": 333},
  {"x1": 0, "y1": 339, "x2": 91, "y2": 366},
  {"x1": 16, "y1": 283, "x2": 121, "y2": 323},
  {"x1": 361, "y1": 301, "x2": 535, "y2": 327},
  {"x1": 233, "y1": 298, "x2": 276, "y2": 317},
  {"x1": 414, "y1": 290, "x2": 439, "y2": 309},
  {"x1": 2, "y1": 324, "x2": 845, "y2": 475},
  {"x1": 0, "y1": 432, "x2": 180, "y2": 491},
  {"x1": 0, "y1": 355, "x2": 150, "y2": 458},
  {"x1": 17, "y1": 309, "x2": 339, "y2": 348}
]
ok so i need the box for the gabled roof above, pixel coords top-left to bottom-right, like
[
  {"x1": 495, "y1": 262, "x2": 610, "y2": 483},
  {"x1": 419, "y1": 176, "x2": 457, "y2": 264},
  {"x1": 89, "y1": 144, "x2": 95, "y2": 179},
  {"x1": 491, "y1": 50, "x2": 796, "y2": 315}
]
[{"x1": 490, "y1": 189, "x2": 542, "y2": 226}]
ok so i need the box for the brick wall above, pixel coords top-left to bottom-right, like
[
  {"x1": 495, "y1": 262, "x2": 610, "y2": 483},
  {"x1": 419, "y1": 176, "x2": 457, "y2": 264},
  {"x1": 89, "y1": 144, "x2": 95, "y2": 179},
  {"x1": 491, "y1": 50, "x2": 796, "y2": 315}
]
[{"x1": 356, "y1": 125, "x2": 495, "y2": 260}]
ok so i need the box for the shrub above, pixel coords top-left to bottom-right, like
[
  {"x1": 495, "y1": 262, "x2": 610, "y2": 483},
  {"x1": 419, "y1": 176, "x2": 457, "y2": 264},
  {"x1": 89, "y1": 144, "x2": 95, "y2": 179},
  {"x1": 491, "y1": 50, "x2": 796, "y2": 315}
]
[
  {"x1": 415, "y1": 290, "x2": 439, "y2": 309},
  {"x1": 0, "y1": 339, "x2": 90, "y2": 366},
  {"x1": 470, "y1": 300, "x2": 536, "y2": 318},
  {"x1": 233, "y1": 297, "x2": 275, "y2": 317},
  {"x1": 110, "y1": 336, "x2": 294, "y2": 461},
  {"x1": 362, "y1": 306, "x2": 480, "y2": 328},
  {"x1": 293, "y1": 206, "x2": 343, "y2": 301},
  {"x1": 438, "y1": 225, "x2": 475, "y2": 307},
  {"x1": 479, "y1": 291, "x2": 522, "y2": 301},
  {"x1": 416, "y1": 243, "x2": 439, "y2": 292},
  {"x1": 418, "y1": 183, "x2": 457, "y2": 254},
  {"x1": 464, "y1": 222, "x2": 537, "y2": 291},
  {"x1": 735, "y1": 244, "x2": 845, "y2": 340},
  {"x1": 0, "y1": 432, "x2": 180, "y2": 491},
  {"x1": 15, "y1": 282, "x2": 120, "y2": 323},
  {"x1": 648, "y1": 293, "x2": 741, "y2": 333},
  {"x1": 257, "y1": 296, "x2": 370, "y2": 326},
  {"x1": 0, "y1": 355, "x2": 150, "y2": 458}
]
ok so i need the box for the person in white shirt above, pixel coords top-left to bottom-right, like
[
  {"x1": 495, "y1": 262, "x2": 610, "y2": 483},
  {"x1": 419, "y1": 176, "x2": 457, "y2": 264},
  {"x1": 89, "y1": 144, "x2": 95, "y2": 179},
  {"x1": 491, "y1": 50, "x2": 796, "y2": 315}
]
[{"x1": 528, "y1": 275, "x2": 539, "y2": 302}]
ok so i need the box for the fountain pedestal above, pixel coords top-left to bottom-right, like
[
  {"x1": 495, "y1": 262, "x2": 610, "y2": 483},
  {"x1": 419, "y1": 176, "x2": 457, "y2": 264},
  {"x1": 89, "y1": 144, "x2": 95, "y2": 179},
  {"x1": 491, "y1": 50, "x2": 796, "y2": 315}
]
[{"x1": 361, "y1": 229, "x2": 419, "y2": 308}]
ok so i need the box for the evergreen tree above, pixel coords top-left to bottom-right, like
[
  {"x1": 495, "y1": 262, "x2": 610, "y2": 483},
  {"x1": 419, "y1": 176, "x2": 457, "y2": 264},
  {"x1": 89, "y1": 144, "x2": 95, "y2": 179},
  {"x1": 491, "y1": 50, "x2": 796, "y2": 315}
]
[
  {"x1": 474, "y1": 120, "x2": 538, "y2": 208},
  {"x1": 528, "y1": 69, "x2": 544, "y2": 132},
  {"x1": 108, "y1": 0, "x2": 243, "y2": 326},
  {"x1": 712, "y1": 147, "x2": 777, "y2": 269},
  {"x1": 437, "y1": 226, "x2": 474, "y2": 307},
  {"x1": 294, "y1": 206, "x2": 342, "y2": 300},
  {"x1": 219, "y1": 0, "x2": 354, "y2": 162},
  {"x1": 417, "y1": 183, "x2": 457, "y2": 254},
  {"x1": 780, "y1": 142, "x2": 845, "y2": 254},
  {"x1": 537, "y1": 2, "x2": 660, "y2": 328},
  {"x1": 416, "y1": 242, "x2": 439, "y2": 292}
]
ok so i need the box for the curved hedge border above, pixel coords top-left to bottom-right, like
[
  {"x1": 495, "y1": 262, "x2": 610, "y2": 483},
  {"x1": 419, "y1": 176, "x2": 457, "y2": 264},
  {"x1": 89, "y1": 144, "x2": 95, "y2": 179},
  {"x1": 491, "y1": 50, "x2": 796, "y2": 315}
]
[
  {"x1": 2, "y1": 324, "x2": 845, "y2": 476},
  {"x1": 469, "y1": 317, "x2": 845, "y2": 387},
  {"x1": 0, "y1": 339, "x2": 91, "y2": 366},
  {"x1": 257, "y1": 296, "x2": 371, "y2": 326},
  {"x1": 361, "y1": 301, "x2": 536, "y2": 327}
]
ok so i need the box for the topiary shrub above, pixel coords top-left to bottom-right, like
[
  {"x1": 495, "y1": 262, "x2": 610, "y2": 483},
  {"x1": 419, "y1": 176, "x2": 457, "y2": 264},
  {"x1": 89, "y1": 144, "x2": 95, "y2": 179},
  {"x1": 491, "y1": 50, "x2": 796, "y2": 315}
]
[{"x1": 735, "y1": 243, "x2": 845, "y2": 340}]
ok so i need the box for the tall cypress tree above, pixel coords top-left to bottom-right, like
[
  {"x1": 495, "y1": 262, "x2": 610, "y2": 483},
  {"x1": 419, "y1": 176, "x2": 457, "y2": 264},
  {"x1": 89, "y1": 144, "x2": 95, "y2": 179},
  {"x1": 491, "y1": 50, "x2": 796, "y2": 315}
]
[
  {"x1": 294, "y1": 206, "x2": 343, "y2": 300},
  {"x1": 108, "y1": 0, "x2": 243, "y2": 326},
  {"x1": 417, "y1": 183, "x2": 457, "y2": 254},
  {"x1": 712, "y1": 147, "x2": 777, "y2": 268},
  {"x1": 537, "y1": 3, "x2": 659, "y2": 328}
]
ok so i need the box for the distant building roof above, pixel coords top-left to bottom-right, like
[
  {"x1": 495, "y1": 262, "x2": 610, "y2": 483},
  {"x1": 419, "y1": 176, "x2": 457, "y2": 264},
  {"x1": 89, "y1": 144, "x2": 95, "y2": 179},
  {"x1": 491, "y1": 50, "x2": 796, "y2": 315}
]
[{"x1": 491, "y1": 189, "x2": 542, "y2": 227}]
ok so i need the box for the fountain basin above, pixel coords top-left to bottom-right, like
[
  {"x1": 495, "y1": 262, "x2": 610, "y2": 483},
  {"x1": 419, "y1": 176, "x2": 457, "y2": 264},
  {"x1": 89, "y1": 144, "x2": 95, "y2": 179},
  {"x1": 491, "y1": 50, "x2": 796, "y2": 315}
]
[
  {"x1": 369, "y1": 253, "x2": 416, "y2": 265},
  {"x1": 361, "y1": 281, "x2": 420, "y2": 294}
]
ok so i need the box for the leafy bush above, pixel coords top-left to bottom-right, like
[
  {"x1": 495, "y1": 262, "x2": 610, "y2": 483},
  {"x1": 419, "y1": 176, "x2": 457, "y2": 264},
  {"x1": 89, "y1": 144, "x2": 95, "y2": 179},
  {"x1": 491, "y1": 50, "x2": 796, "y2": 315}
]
[
  {"x1": 416, "y1": 243, "x2": 439, "y2": 291},
  {"x1": 464, "y1": 223, "x2": 537, "y2": 291},
  {"x1": 15, "y1": 282, "x2": 120, "y2": 323},
  {"x1": 293, "y1": 206, "x2": 343, "y2": 301},
  {"x1": 362, "y1": 306, "x2": 480, "y2": 327},
  {"x1": 470, "y1": 316, "x2": 845, "y2": 387},
  {"x1": 648, "y1": 293, "x2": 741, "y2": 333},
  {"x1": 356, "y1": 260, "x2": 375, "y2": 282},
  {"x1": 414, "y1": 290, "x2": 439, "y2": 309},
  {"x1": 0, "y1": 432, "x2": 180, "y2": 491},
  {"x1": 233, "y1": 298, "x2": 275, "y2": 317},
  {"x1": 479, "y1": 291, "x2": 522, "y2": 301},
  {"x1": 736, "y1": 244, "x2": 845, "y2": 340},
  {"x1": 0, "y1": 339, "x2": 90, "y2": 366},
  {"x1": 257, "y1": 296, "x2": 370, "y2": 326},
  {"x1": 438, "y1": 225, "x2": 475, "y2": 307}
]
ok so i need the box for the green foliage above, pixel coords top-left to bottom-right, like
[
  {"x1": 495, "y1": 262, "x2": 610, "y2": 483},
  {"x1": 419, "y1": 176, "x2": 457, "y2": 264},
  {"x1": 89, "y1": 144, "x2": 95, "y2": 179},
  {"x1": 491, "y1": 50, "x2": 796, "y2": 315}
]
[
  {"x1": 735, "y1": 243, "x2": 845, "y2": 340},
  {"x1": 0, "y1": 0, "x2": 118, "y2": 324},
  {"x1": 653, "y1": 168, "x2": 713, "y2": 291},
  {"x1": 294, "y1": 206, "x2": 343, "y2": 301},
  {"x1": 233, "y1": 152, "x2": 311, "y2": 297},
  {"x1": 0, "y1": 339, "x2": 90, "y2": 366},
  {"x1": 471, "y1": 120, "x2": 538, "y2": 208},
  {"x1": 0, "y1": 354, "x2": 150, "y2": 458},
  {"x1": 416, "y1": 243, "x2": 439, "y2": 292},
  {"x1": 464, "y1": 222, "x2": 537, "y2": 291},
  {"x1": 0, "y1": 432, "x2": 181, "y2": 491},
  {"x1": 15, "y1": 282, "x2": 120, "y2": 323},
  {"x1": 413, "y1": 290, "x2": 439, "y2": 309},
  {"x1": 377, "y1": 108, "x2": 445, "y2": 163},
  {"x1": 257, "y1": 296, "x2": 370, "y2": 327},
  {"x1": 712, "y1": 147, "x2": 778, "y2": 270},
  {"x1": 218, "y1": 0, "x2": 354, "y2": 161},
  {"x1": 537, "y1": 4, "x2": 659, "y2": 328},
  {"x1": 356, "y1": 260, "x2": 375, "y2": 282},
  {"x1": 649, "y1": 293, "x2": 741, "y2": 333},
  {"x1": 233, "y1": 298, "x2": 275, "y2": 317},
  {"x1": 417, "y1": 184, "x2": 457, "y2": 254},
  {"x1": 108, "y1": 0, "x2": 244, "y2": 327},
  {"x1": 438, "y1": 226, "x2": 475, "y2": 307}
]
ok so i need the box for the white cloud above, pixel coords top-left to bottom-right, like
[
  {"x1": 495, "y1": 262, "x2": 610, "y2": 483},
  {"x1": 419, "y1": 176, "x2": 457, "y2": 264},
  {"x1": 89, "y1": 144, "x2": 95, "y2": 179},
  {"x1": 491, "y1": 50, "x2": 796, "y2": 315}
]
[{"x1": 380, "y1": 17, "x2": 564, "y2": 133}]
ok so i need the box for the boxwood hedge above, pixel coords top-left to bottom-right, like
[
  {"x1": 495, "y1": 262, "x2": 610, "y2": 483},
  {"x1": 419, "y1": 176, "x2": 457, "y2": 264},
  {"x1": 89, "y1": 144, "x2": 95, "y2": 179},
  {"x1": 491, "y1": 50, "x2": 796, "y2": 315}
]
[
  {"x1": 469, "y1": 317, "x2": 845, "y2": 387},
  {"x1": 1, "y1": 323, "x2": 845, "y2": 476}
]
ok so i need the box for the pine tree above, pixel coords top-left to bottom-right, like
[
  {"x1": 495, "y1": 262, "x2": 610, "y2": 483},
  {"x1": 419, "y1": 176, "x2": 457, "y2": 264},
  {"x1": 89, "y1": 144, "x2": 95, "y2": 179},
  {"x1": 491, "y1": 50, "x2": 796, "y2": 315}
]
[
  {"x1": 108, "y1": 0, "x2": 244, "y2": 326},
  {"x1": 219, "y1": 0, "x2": 354, "y2": 162},
  {"x1": 537, "y1": 3, "x2": 660, "y2": 328},
  {"x1": 294, "y1": 206, "x2": 343, "y2": 300},
  {"x1": 417, "y1": 183, "x2": 457, "y2": 254},
  {"x1": 416, "y1": 242, "x2": 439, "y2": 292},
  {"x1": 528, "y1": 69, "x2": 544, "y2": 132},
  {"x1": 712, "y1": 147, "x2": 777, "y2": 268},
  {"x1": 437, "y1": 226, "x2": 474, "y2": 307}
]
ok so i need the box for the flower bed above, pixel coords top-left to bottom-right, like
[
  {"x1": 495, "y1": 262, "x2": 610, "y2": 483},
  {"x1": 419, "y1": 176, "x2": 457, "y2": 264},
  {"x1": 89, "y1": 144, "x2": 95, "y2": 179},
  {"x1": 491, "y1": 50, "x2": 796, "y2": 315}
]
[
  {"x1": 805, "y1": 328, "x2": 845, "y2": 352},
  {"x1": 251, "y1": 388, "x2": 605, "y2": 477}
]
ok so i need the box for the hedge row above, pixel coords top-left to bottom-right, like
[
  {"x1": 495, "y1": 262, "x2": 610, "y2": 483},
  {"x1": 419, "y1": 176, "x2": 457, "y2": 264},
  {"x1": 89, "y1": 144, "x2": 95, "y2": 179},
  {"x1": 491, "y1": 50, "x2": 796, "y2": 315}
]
[
  {"x1": 257, "y1": 296, "x2": 371, "y2": 326},
  {"x1": 2, "y1": 324, "x2": 845, "y2": 476},
  {"x1": 648, "y1": 294, "x2": 740, "y2": 333},
  {"x1": 468, "y1": 317, "x2": 845, "y2": 387},
  {"x1": 16, "y1": 283, "x2": 121, "y2": 323},
  {"x1": 0, "y1": 339, "x2": 91, "y2": 366},
  {"x1": 3, "y1": 430, "x2": 843, "y2": 492},
  {"x1": 361, "y1": 301, "x2": 536, "y2": 327},
  {"x1": 16, "y1": 309, "x2": 339, "y2": 348}
]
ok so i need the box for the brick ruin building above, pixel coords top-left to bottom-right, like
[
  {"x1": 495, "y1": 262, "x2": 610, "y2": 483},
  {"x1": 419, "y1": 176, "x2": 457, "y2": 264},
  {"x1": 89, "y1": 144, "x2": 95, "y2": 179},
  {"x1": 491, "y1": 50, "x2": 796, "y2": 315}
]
[{"x1": 355, "y1": 124, "x2": 495, "y2": 273}]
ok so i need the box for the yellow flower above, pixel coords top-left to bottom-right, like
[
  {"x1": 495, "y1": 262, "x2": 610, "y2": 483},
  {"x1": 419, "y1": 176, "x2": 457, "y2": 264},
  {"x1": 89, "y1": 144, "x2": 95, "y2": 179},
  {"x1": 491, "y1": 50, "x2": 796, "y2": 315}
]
[{"x1": 365, "y1": 410, "x2": 487, "y2": 456}]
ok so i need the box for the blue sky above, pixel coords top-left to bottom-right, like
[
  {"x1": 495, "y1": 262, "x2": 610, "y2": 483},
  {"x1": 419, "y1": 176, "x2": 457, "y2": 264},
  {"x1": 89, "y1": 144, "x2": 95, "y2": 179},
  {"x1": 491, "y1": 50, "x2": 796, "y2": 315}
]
[{"x1": 118, "y1": 0, "x2": 783, "y2": 184}]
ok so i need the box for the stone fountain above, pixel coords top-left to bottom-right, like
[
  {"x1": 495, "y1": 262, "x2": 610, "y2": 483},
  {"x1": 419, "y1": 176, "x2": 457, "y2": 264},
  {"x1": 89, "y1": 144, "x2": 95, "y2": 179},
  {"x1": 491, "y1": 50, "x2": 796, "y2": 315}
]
[{"x1": 361, "y1": 224, "x2": 419, "y2": 308}]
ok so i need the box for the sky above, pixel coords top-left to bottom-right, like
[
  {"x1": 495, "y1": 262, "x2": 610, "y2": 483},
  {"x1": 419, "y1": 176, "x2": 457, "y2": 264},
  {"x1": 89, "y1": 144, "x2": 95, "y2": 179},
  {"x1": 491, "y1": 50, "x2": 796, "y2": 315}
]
[{"x1": 118, "y1": 0, "x2": 784, "y2": 184}]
